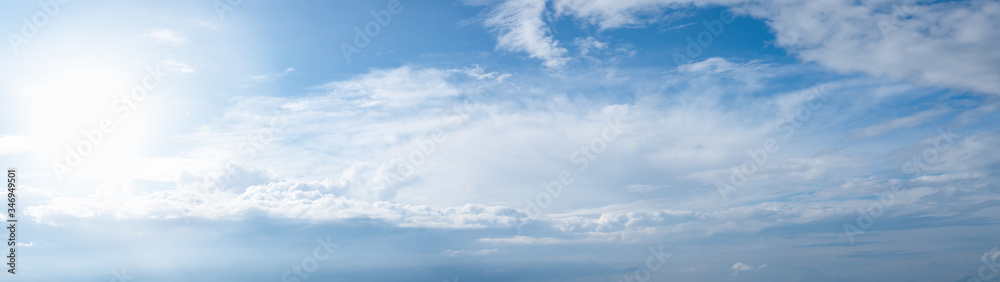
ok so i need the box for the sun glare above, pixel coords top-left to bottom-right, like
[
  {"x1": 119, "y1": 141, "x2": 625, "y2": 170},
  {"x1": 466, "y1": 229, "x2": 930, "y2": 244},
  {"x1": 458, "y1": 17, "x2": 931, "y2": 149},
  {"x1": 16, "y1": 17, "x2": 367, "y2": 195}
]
[{"x1": 24, "y1": 67, "x2": 146, "y2": 179}]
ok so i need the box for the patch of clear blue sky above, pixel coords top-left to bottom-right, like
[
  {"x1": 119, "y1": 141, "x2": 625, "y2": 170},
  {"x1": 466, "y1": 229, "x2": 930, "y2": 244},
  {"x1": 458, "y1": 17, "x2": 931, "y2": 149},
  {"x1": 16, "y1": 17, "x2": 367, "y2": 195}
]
[
  {"x1": 240, "y1": 0, "x2": 498, "y2": 93},
  {"x1": 241, "y1": 2, "x2": 800, "y2": 98}
]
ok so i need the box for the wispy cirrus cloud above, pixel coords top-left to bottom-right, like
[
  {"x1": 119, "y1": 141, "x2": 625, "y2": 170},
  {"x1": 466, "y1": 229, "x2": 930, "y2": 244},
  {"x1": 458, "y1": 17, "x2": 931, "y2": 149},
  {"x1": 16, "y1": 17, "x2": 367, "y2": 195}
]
[{"x1": 849, "y1": 107, "x2": 950, "y2": 139}]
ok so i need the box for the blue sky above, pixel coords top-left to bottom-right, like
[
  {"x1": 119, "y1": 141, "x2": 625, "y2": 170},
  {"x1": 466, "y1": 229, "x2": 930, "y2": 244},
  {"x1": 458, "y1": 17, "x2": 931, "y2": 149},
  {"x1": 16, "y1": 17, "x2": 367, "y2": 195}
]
[{"x1": 1, "y1": 0, "x2": 999, "y2": 281}]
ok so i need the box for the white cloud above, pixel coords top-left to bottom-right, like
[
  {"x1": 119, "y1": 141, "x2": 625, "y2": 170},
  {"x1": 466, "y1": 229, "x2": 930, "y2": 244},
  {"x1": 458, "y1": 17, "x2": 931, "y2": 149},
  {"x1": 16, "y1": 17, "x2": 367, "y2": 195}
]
[
  {"x1": 982, "y1": 248, "x2": 1000, "y2": 267},
  {"x1": 623, "y1": 184, "x2": 669, "y2": 193},
  {"x1": 478, "y1": 0, "x2": 1000, "y2": 94},
  {"x1": 483, "y1": 0, "x2": 570, "y2": 68},
  {"x1": 663, "y1": 21, "x2": 695, "y2": 31},
  {"x1": 190, "y1": 19, "x2": 218, "y2": 29},
  {"x1": 442, "y1": 248, "x2": 499, "y2": 256},
  {"x1": 0, "y1": 135, "x2": 32, "y2": 154},
  {"x1": 246, "y1": 67, "x2": 294, "y2": 82},
  {"x1": 913, "y1": 172, "x2": 985, "y2": 184},
  {"x1": 478, "y1": 235, "x2": 575, "y2": 244},
  {"x1": 20, "y1": 64, "x2": 1000, "y2": 250},
  {"x1": 751, "y1": 0, "x2": 1000, "y2": 95},
  {"x1": 574, "y1": 36, "x2": 607, "y2": 57},
  {"x1": 732, "y1": 262, "x2": 766, "y2": 275},
  {"x1": 678, "y1": 57, "x2": 748, "y2": 73},
  {"x1": 850, "y1": 107, "x2": 950, "y2": 138},
  {"x1": 318, "y1": 66, "x2": 465, "y2": 107},
  {"x1": 162, "y1": 60, "x2": 196, "y2": 73},
  {"x1": 27, "y1": 177, "x2": 527, "y2": 229},
  {"x1": 551, "y1": 0, "x2": 739, "y2": 29},
  {"x1": 143, "y1": 29, "x2": 187, "y2": 45}
]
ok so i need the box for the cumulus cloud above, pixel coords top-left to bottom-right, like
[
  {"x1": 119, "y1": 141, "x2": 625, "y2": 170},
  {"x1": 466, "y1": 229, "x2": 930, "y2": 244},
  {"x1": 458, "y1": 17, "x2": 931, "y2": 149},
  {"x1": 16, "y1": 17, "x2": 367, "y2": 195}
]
[
  {"x1": 8, "y1": 1, "x2": 1000, "y2": 280},
  {"x1": 21, "y1": 63, "x2": 1000, "y2": 252},
  {"x1": 27, "y1": 176, "x2": 527, "y2": 229}
]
